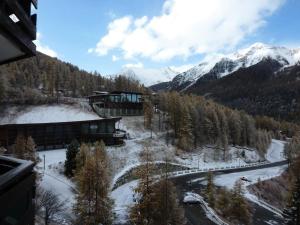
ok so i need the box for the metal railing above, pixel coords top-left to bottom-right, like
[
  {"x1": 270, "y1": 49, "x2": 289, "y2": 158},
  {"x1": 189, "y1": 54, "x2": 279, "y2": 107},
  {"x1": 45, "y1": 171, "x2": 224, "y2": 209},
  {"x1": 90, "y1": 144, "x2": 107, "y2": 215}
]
[{"x1": 167, "y1": 160, "x2": 287, "y2": 178}]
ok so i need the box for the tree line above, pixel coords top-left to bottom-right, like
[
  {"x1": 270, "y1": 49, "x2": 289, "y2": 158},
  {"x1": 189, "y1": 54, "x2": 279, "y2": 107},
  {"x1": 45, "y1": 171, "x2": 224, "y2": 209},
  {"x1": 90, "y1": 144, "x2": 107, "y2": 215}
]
[
  {"x1": 0, "y1": 52, "x2": 146, "y2": 104},
  {"x1": 154, "y1": 92, "x2": 272, "y2": 158}
]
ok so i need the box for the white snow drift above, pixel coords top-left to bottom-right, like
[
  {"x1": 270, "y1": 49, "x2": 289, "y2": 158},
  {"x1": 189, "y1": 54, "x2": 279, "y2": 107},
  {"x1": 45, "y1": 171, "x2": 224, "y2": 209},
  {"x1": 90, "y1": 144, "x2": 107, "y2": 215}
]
[{"x1": 0, "y1": 105, "x2": 100, "y2": 124}]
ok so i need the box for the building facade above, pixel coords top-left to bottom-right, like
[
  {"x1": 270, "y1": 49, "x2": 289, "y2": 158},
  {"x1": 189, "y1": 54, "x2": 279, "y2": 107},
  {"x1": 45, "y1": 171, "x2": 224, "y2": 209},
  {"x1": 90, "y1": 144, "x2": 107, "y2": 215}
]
[
  {"x1": 0, "y1": 118, "x2": 125, "y2": 150},
  {"x1": 88, "y1": 91, "x2": 144, "y2": 117}
]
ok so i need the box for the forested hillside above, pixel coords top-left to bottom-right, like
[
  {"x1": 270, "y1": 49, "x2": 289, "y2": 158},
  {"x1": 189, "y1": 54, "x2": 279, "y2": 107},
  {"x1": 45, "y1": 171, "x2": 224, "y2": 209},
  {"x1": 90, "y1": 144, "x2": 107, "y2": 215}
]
[
  {"x1": 187, "y1": 59, "x2": 300, "y2": 123},
  {"x1": 154, "y1": 92, "x2": 273, "y2": 158},
  {"x1": 0, "y1": 52, "x2": 145, "y2": 104}
]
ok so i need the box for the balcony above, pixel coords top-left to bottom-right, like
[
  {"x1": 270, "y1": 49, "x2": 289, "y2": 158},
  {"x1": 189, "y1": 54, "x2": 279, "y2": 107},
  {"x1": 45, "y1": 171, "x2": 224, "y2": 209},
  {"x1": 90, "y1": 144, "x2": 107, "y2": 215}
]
[
  {"x1": 0, "y1": 156, "x2": 35, "y2": 225},
  {"x1": 0, "y1": 0, "x2": 37, "y2": 64}
]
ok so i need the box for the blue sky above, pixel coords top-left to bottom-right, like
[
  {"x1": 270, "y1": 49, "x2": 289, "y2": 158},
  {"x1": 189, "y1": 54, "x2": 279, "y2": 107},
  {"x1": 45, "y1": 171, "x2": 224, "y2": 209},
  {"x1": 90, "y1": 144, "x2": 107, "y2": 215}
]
[{"x1": 36, "y1": 0, "x2": 300, "y2": 81}]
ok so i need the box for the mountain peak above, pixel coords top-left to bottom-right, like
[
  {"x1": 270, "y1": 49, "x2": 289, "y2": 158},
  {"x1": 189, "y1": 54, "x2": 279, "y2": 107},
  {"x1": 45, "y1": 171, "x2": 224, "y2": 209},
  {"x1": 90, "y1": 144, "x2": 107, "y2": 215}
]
[{"x1": 169, "y1": 43, "x2": 300, "y2": 90}]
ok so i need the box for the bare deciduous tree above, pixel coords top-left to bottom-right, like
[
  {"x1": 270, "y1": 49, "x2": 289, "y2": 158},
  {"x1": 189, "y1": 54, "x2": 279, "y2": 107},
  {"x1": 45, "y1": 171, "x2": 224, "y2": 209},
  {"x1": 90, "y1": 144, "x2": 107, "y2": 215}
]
[{"x1": 37, "y1": 189, "x2": 66, "y2": 225}]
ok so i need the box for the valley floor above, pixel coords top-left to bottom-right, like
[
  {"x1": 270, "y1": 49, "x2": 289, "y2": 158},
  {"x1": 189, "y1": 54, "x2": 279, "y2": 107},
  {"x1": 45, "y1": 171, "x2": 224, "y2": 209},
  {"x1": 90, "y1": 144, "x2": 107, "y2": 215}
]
[{"x1": 35, "y1": 115, "x2": 287, "y2": 225}]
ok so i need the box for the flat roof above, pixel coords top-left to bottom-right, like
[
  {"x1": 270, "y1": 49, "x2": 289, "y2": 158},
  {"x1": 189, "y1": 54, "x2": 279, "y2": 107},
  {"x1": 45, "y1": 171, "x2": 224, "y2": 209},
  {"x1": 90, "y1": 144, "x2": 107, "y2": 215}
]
[
  {"x1": 111, "y1": 91, "x2": 143, "y2": 95},
  {"x1": 87, "y1": 91, "x2": 144, "y2": 98},
  {"x1": 0, "y1": 117, "x2": 122, "y2": 127},
  {"x1": 0, "y1": 105, "x2": 102, "y2": 125}
]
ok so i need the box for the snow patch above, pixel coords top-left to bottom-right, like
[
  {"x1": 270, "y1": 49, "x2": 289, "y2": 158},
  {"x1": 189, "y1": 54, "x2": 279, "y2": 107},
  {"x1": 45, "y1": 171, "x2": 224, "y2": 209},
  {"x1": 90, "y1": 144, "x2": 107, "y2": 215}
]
[
  {"x1": 111, "y1": 180, "x2": 138, "y2": 224},
  {"x1": 0, "y1": 105, "x2": 100, "y2": 124},
  {"x1": 265, "y1": 139, "x2": 286, "y2": 163},
  {"x1": 173, "y1": 43, "x2": 300, "y2": 86},
  {"x1": 37, "y1": 149, "x2": 76, "y2": 217},
  {"x1": 213, "y1": 165, "x2": 287, "y2": 189}
]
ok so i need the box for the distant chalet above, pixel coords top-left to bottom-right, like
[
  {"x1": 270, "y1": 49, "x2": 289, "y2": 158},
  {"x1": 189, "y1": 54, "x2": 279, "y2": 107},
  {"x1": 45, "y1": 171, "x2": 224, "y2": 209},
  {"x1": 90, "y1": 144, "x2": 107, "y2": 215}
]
[
  {"x1": 0, "y1": 106, "x2": 125, "y2": 150},
  {"x1": 88, "y1": 91, "x2": 144, "y2": 117}
]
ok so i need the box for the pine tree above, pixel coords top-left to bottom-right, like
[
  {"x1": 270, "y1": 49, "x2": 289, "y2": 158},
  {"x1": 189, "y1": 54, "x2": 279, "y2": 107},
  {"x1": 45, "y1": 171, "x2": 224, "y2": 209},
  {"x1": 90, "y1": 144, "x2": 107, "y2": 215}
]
[
  {"x1": 284, "y1": 135, "x2": 300, "y2": 167},
  {"x1": 12, "y1": 134, "x2": 26, "y2": 159},
  {"x1": 75, "y1": 143, "x2": 89, "y2": 173},
  {"x1": 229, "y1": 181, "x2": 251, "y2": 225},
  {"x1": 149, "y1": 180, "x2": 186, "y2": 225},
  {"x1": 64, "y1": 139, "x2": 80, "y2": 177},
  {"x1": 216, "y1": 188, "x2": 231, "y2": 217},
  {"x1": 144, "y1": 100, "x2": 154, "y2": 137},
  {"x1": 228, "y1": 111, "x2": 242, "y2": 146},
  {"x1": 74, "y1": 141, "x2": 113, "y2": 225},
  {"x1": 206, "y1": 172, "x2": 215, "y2": 207},
  {"x1": 178, "y1": 103, "x2": 194, "y2": 151},
  {"x1": 283, "y1": 177, "x2": 300, "y2": 225},
  {"x1": 25, "y1": 136, "x2": 39, "y2": 164},
  {"x1": 130, "y1": 154, "x2": 186, "y2": 225},
  {"x1": 12, "y1": 135, "x2": 38, "y2": 163},
  {"x1": 130, "y1": 146, "x2": 155, "y2": 225}
]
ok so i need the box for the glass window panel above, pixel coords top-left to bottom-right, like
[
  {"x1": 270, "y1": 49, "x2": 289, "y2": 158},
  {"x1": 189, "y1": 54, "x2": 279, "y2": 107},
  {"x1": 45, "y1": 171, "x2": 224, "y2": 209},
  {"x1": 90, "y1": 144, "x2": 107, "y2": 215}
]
[
  {"x1": 107, "y1": 122, "x2": 114, "y2": 133},
  {"x1": 90, "y1": 124, "x2": 98, "y2": 134}
]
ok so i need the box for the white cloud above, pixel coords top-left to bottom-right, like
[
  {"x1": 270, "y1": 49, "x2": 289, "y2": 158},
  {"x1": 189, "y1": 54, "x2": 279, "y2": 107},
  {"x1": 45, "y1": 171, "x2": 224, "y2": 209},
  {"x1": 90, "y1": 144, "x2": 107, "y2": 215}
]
[
  {"x1": 134, "y1": 16, "x2": 148, "y2": 27},
  {"x1": 90, "y1": 0, "x2": 285, "y2": 61},
  {"x1": 112, "y1": 55, "x2": 120, "y2": 62},
  {"x1": 122, "y1": 62, "x2": 144, "y2": 69},
  {"x1": 90, "y1": 17, "x2": 132, "y2": 56},
  {"x1": 170, "y1": 64, "x2": 195, "y2": 73},
  {"x1": 35, "y1": 33, "x2": 58, "y2": 57}
]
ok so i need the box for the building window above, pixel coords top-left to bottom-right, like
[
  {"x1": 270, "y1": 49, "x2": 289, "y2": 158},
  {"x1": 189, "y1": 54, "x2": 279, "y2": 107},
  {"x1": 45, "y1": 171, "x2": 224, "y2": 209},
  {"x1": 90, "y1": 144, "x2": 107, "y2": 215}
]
[
  {"x1": 107, "y1": 122, "x2": 115, "y2": 133},
  {"x1": 132, "y1": 94, "x2": 137, "y2": 103},
  {"x1": 81, "y1": 124, "x2": 89, "y2": 134},
  {"x1": 90, "y1": 124, "x2": 98, "y2": 134}
]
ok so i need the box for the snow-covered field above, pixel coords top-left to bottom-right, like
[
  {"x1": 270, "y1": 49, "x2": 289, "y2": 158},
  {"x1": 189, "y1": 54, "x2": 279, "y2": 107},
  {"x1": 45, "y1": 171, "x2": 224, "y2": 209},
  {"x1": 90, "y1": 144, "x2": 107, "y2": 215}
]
[
  {"x1": 0, "y1": 104, "x2": 100, "y2": 124},
  {"x1": 37, "y1": 149, "x2": 75, "y2": 221}
]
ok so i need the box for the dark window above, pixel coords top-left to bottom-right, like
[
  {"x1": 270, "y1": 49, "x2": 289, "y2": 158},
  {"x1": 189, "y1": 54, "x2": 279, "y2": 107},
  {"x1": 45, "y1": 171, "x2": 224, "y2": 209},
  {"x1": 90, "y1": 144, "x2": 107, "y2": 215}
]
[
  {"x1": 90, "y1": 124, "x2": 98, "y2": 134},
  {"x1": 107, "y1": 122, "x2": 115, "y2": 133},
  {"x1": 81, "y1": 124, "x2": 89, "y2": 134}
]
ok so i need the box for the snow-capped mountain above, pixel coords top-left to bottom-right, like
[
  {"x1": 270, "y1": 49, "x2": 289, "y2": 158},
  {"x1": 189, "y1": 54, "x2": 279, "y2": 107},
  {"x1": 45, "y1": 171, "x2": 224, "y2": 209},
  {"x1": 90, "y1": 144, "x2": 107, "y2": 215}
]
[
  {"x1": 120, "y1": 66, "x2": 180, "y2": 86},
  {"x1": 171, "y1": 43, "x2": 300, "y2": 91}
]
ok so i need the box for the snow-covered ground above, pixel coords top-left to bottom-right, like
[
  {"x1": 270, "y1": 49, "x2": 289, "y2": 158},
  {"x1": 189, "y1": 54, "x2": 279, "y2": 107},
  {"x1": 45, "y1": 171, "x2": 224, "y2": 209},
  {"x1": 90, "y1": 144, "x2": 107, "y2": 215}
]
[
  {"x1": 265, "y1": 139, "x2": 286, "y2": 163},
  {"x1": 175, "y1": 146, "x2": 260, "y2": 169},
  {"x1": 37, "y1": 149, "x2": 75, "y2": 220},
  {"x1": 0, "y1": 104, "x2": 100, "y2": 124},
  {"x1": 212, "y1": 165, "x2": 287, "y2": 189},
  {"x1": 108, "y1": 116, "x2": 177, "y2": 184},
  {"x1": 111, "y1": 180, "x2": 138, "y2": 224}
]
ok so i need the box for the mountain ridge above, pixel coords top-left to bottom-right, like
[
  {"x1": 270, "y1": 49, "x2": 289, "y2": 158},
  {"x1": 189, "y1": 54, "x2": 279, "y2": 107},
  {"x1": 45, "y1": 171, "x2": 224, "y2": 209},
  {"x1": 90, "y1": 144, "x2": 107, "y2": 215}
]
[{"x1": 150, "y1": 43, "x2": 300, "y2": 92}]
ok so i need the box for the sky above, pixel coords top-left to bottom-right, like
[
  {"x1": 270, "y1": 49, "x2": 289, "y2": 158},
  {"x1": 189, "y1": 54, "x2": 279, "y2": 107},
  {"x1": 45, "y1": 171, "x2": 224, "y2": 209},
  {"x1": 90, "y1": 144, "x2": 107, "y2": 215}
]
[{"x1": 36, "y1": 0, "x2": 300, "y2": 84}]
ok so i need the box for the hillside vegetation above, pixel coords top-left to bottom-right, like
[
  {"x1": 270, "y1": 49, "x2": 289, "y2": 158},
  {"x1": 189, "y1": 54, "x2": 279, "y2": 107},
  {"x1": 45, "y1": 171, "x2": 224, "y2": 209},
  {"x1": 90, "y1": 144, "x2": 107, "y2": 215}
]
[{"x1": 0, "y1": 52, "x2": 146, "y2": 104}]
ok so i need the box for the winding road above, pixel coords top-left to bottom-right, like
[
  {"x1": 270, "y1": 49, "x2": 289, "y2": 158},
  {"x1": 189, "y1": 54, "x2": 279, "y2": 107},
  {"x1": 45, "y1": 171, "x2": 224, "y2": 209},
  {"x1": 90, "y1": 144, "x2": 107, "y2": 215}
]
[{"x1": 171, "y1": 160, "x2": 287, "y2": 225}]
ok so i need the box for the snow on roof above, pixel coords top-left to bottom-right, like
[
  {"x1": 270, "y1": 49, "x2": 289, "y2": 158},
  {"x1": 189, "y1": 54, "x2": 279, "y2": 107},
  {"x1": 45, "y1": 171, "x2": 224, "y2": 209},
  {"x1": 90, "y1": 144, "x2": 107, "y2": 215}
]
[{"x1": 0, "y1": 105, "x2": 101, "y2": 125}]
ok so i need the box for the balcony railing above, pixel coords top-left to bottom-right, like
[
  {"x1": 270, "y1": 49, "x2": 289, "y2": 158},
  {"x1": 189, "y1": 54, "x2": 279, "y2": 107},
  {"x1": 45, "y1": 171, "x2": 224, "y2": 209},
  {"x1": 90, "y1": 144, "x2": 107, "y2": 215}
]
[
  {"x1": 0, "y1": 0, "x2": 38, "y2": 64},
  {"x1": 0, "y1": 156, "x2": 35, "y2": 225}
]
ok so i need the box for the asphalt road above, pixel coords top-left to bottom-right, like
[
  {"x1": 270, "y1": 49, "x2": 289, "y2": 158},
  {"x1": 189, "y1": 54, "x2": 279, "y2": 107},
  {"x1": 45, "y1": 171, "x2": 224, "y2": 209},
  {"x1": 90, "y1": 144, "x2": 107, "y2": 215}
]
[{"x1": 171, "y1": 160, "x2": 287, "y2": 225}]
